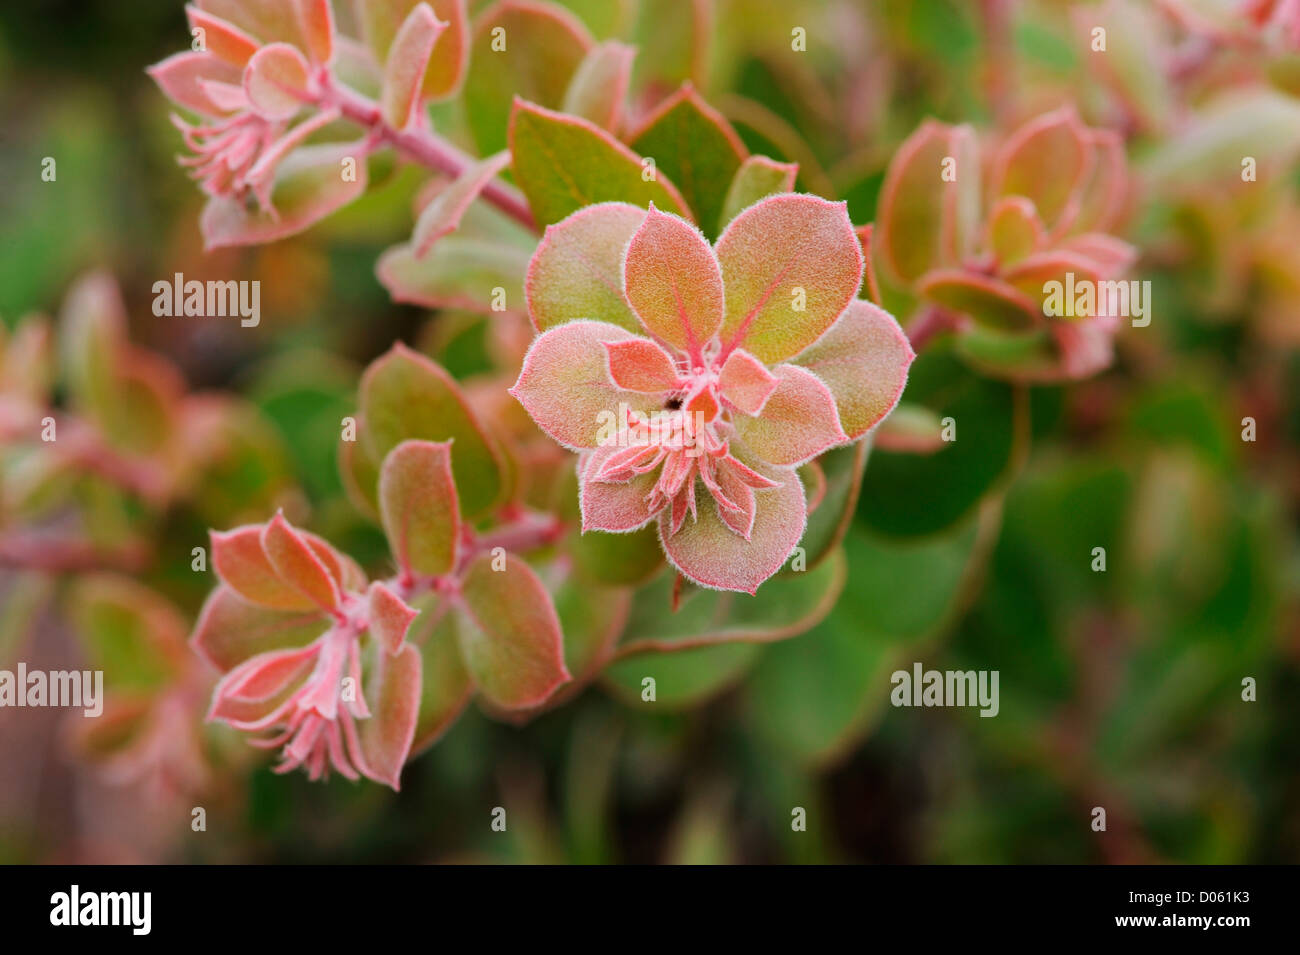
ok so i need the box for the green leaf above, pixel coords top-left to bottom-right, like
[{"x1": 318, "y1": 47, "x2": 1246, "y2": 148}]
[
  {"x1": 376, "y1": 237, "x2": 529, "y2": 315},
  {"x1": 627, "y1": 84, "x2": 747, "y2": 239},
  {"x1": 796, "y1": 441, "x2": 869, "y2": 571},
  {"x1": 509, "y1": 99, "x2": 688, "y2": 226},
  {"x1": 718, "y1": 154, "x2": 798, "y2": 232},
  {"x1": 359, "y1": 344, "x2": 506, "y2": 517},
  {"x1": 407, "y1": 595, "x2": 473, "y2": 754},
  {"x1": 378, "y1": 440, "x2": 461, "y2": 576},
  {"x1": 463, "y1": 0, "x2": 593, "y2": 157},
  {"x1": 601, "y1": 642, "x2": 760, "y2": 709}
]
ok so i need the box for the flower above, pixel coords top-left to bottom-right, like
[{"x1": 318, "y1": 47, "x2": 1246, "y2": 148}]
[
  {"x1": 875, "y1": 107, "x2": 1137, "y2": 381},
  {"x1": 147, "y1": 1, "x2": 336, "y2": 213},
  {"x1": 192, "y1": 511, "x2": 421, "y2": 788},
  {"x1": 511, "y1": 195, "x2": 914, "y2": 594}
]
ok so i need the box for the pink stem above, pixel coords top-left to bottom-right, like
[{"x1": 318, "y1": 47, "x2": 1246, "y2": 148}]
[{"x1": 318, "y1": 75, "x2": 537, "y2": 233}]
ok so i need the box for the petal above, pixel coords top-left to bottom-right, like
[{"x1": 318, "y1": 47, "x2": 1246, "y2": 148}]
[
  {"x1": 717, "y1": 347, "x2": 778, "y2": 415},
  {"x1": 260, "y1": 511, "x2": 342, "y2": 613},
  {"x1": 509, "y1": 320, "x2": 661, "y2": 450},
  {"x1": 660, "y1": 466, "x2": 805, "y2": 594},
  {"x1": 579, "y1": 446, "x2": 660, "y2": 533},
  {"x1": 622, "y1": 205, "x2": 724, "y2": 357},
  {"x1": 715, "y1": 193, "x2": 863, "y2": 364},
  {"x1": 790, "y1": 300, "x2": 915, "y2": 440},
  {"x1": 732, "y1": 364, "x2": 848, "y2": 466},
  {"x1": 602, "y1": 338, "x2": 681, "y2": 393},
  {"x1": 525, "y1": 201, "x2": 645, "y2": 333}
]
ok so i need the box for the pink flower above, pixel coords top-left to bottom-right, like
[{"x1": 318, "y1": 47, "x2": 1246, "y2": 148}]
[
  {"x1": 511, "y1": 195, "x2": 914, "y2": 594},
  {"x1": 147, "y1": 1, "x2": 336, "y2": 213},
  {"x1": 192, "y1": 511, "x2": 421, "y2": 789}
]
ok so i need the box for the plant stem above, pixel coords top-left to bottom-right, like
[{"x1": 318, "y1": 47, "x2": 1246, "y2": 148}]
[{"x1": 318, "y1": 76, "x2": 537, "y2": 233}]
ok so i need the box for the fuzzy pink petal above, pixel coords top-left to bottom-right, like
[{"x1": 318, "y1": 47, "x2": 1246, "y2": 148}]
[
  {"x1": 357, "y1": 642, "x2": 422, "y2": 790},
  {"x1": 579, "y1": 446, "x2": 660, "y2": 533},
  {"x1": 186, "y1": 4, "x2": 261, "y2": 66},
  {"x1": 660, "y1": 466, "x2": 805, "y2": 594},
  {"x1": 715, "y1": 193, "x2": 863, "y2": 364},
  {"x1": 368, "y1": 582, "x2": 420, "y2": 655},
  {"x1": 147, "y1": 51, "x2": 244, "y2": 117},
  {"x1": 243, "y1": 42, "x2": 313, "y2": 121},
  {"x1": 191, "y1": 586, "x2": 327, "y2": 672},
  {"x1": 210, "y1": 524, "x2": 317, "y2": 610},
  {"x1": 732, "y1": 364, "x2": 848, "y2": 466},
  {"x1": 717, "y1": 347, "x2": 778, "y2": 415},
  {"x1": 622, "y1": 204, "x2": 724, "y2": 357},
  {"x1": 790, "y1": 300, "x2": 915, "y2": 440},
  {"x1": 260, "y1": 511, "x2": 343, "y2": 613}
]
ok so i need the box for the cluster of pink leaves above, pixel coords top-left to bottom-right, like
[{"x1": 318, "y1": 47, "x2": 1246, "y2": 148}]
[
  {"x1": 194, "y1": 437, "x2": 568, "y2": 790},
  {"x1": 875, "y1": 107, "x2": 1137, "y2": 381},
  {"x1": 511, "y1": 195, "x2": 914, "y2": 594}
]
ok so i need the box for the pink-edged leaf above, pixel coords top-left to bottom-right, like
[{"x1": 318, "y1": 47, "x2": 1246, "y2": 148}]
[
  {"x1": 305, "y1": 533, "x2": 368, "y2": 594},
  {"x1": 201, "y1": 142, "x2": 368, "y2": 249},
  {"x1": 791, "y1": 299, "x2": 914, "y2": 440},
  {"x1": 1002, "y1": 250, "x2": 1103, "y2": 312},
  {"x1": 509, "y1": 319, "x2": 662, "y2": 450},
  {"x1": 377, "y1": 439, "x2": 460, "y2": 577},
  {"x1": 603, "y1": 337, "x2": 681, "y2": 393},
  {"x1": 456, "y1": 552, "x2": 571, "y2": 709},
  {"x1": 622, "y1": 205, "x2": 723, "y2": 355},
  {"x1": 715, "y1": 194, "x2": 863, "y2": 364},
  {"x1": 660, "y1": 465, "x2": 805, "y2": 594},
  {"x1": 561, "y1": 40, "x2": 635, "y2": 131},
  {"x1": 578, "y1": 445, "x2": 659, "y2": 533},
  {"x1": 1073, "y1": 129, "x2": 1127, "y2": 234},
  {"x1": 732, "y1": 364, "x2": 848, "y2": 466},
  {"x1": 198, "y1": 78, "x2": 251, "y2": 111},
  {"x1": 191, "y1": 585, "x2": 326, "y2": 672},
  {"x1": 357, "y1": 642, "x2": 422, "y2": 789},
  {"x1": 214, "y1": 642, "x2": 318, "y2": 702},
  {"x1": 296, "y1": 0, "x2": 335, "y2": 65},
  {"x1": 408, "y1": 597, "x2": 474, "y2": 754},
  {"x1": 412, "y1": 151, "x2": 512, "y2": 256},
  {"x1": 856, "y1": 223, "x2": 884, "y2": 305},
  {"x1": 147, "y1": 51, "x2": 244, "y2": 116},
  {"x1": 509, "y1": 99, "x2": 689, "y2": 227},
  {"x1": 719, "y1": 155, "x2": 799, "y2": 231},
  {"x1": 186, "y1": 5, "x2": 260, "y2": 66},
  {"x1": 367, "y1": 582, "x2": 419, "y2": 654},
  {"x1": 915, "y1": 269, "x2": 1041, "y2": 331},
  {"x1": 380, "y1": 2, "x2": 446, "y2": 129},
  {"x1": 243, "y1": 42, "x2": 313, "y2": 120},
  {"x1": 211, "y1": 524, "x2": 317, "y2": 610},
  {"x1": 1053, "y1": 314, "x2": 1120, "y2": 380},
  {"x1": 359, "y1": 343, "x2": 505, "y2": 516},
  {"x1": 260, "y1": 511, "x2": 342, "y2": 613},
  {"x1": 525, "y1": 201, "x2": 645, "y2": 333},
  {"x1": 358, "y1": 0, "x2": 468, "y2": 101},
  {"x1": 197, "y1": 0, "x2": 305, "y2": 46},
  {"x1": 376, "y1": 237, "x2": 527, "y2": 314},
  {"x1": 987, "y1": 196, "x2": 1044, "y2": 267},
  {"x1": 991, "y1": 106, "x2": 1092, "y2": 237},
  {"x1": 1058, "y1": 233, "x2": 1138, "y2": 277},
  {"x1": 876, "y1": 120, "x2": 977, "y2": 285},
  {"x1": 717, "y1": 347, "x2": 777, "y2": 416}
]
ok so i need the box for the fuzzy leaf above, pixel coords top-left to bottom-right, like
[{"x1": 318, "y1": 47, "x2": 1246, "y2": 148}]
[
  {"x1": 463, "y1": 0, "x2": 592, "y2": 156},
  {"x1": 243, "y1": 42, "x2": 312, "y2": 120},
  {"x1": 380, "y1": 2, "x2": 445, "y2": 129},
  {"x1": 197, "y1": 0, "x2": 305, "y2": 47},
  {"x1": 718, "y1": 155, "x2": 798, "y2": 232},
  {"x1": 791, "y1": 300, "x2": 914, "y2": 440},
  {"x1": 525, "y1": 201, "x2": 645, "y2": 332},
  {"x1": 715, "y1": 194, "x2": 862, "y2": 364},
  {"x1": 377, "y1": 237, "x2": 528, "y2": 314},
  {"x1": 622, "y1": 205, "x2": 722, "y2": 354},
  {"x1": 358, "y1": 642, "x2": 422, "y2": 789},
  {"x1": 185, "y1": 6, "x2": 260, "y2": 66},
  {"x1": 627, "y1": 84, "x2": 747, "y2": 238},
  {"x1": 561, "y1": 40, "x2": 635, "y2": 131},
  {"x1": 191, "y1": 585, "x2": 324, "y2": 672},
  {"x1": 296, "y1": 0, "x2": 335, "y2": 65},
  {"x1": 378, "y1": 439, "x2": 460, "y2": 577},
  {"x1": 717, "y1": 347, "x2": 777, "y2": 416},
  {"x1": 876, "y1": 120, "x2": 970, "y2": 285},
  {"x1": 260, "y1": 512, "x2": 342, "y2": 612},
  {"x1": 368, "y1": 582, "x2": 419, "y2": 654},
  {"x1": 407, "y1": 597, "x2": 473, "y2": 754},
  {"x1": 660, "y1": 465, "x2": 807, "y2": 594},
  {"x1": 360, "y1": 344, "x2": 505, "y2": 516},
  {"x1": 358, "y1": 0, "x2": 468, "y2": 100},
  {"x1": 412, "y1": 152, "x2": 512, "y2": 256},
  {"x1": 602, "y1": 337, "x2": 680, "y2": 392},
  {"x1": 732, "y1": 364, "x2": 847, "y2": 466},
  {"x1": 211, "y1": 524, "x2": 317, "y2": 610},
  {"x1": 147, "y1": 51, "x2": 244, "y2": 116},
  {"x1": 456, "y1": 552, "x2": 570, "y2": 709},
  {"x1": 509, "y1": 99, "x2": 688, "y2": 227},
  {"x1": 510, "y1": 319, "x2": 661, "y2": 450}
]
